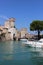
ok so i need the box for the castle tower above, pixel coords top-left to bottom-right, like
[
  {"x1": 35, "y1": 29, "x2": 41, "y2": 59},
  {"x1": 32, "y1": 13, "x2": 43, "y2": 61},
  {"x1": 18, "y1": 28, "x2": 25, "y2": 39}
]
[
  {"x1": 5, "y1": 18, "x2": 15, "y2": 29},
  {"x1": 9, "y1": 18, "x2": 15, "y2": 28},
  {"x1": 5, "y1": 20, "x2": 10, "y2": 29},
  {"x1": 4, "y1": 18, "x2": 16, "y2": 40}
]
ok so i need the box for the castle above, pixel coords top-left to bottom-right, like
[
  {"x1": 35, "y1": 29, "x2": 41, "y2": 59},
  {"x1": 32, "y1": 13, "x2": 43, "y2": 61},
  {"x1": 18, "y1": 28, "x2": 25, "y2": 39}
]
[{"x1": 0, "y1": 18, "x2": 33, "y2": 41}]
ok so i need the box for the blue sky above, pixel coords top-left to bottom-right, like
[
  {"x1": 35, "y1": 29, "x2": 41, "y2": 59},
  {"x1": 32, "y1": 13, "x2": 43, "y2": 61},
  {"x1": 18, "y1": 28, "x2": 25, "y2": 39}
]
[{"x1": 0, "y1": 0, "x2": 43, "y2": 33}]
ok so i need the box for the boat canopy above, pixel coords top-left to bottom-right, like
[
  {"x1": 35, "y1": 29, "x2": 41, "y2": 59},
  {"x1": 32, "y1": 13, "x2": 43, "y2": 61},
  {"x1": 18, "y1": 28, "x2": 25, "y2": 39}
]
[{"x1": 39, "y1": 39, "x2": 43, "y2": 41}]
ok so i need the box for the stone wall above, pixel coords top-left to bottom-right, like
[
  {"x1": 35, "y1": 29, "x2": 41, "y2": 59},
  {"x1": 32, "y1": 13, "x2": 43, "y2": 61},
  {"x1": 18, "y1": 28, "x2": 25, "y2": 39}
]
[
  {"x1": 5, "y1": 32, "x2": 11, "y2": 40},
  {"x1": 20, "y1": 28, "x2": 27, "y2": 38}
]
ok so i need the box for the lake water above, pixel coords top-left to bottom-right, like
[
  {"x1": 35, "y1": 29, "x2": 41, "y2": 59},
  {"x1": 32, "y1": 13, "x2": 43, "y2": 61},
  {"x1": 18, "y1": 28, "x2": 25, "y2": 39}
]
[{"x1": 0, "y1": 41, "x2": 43, "y2": 65}]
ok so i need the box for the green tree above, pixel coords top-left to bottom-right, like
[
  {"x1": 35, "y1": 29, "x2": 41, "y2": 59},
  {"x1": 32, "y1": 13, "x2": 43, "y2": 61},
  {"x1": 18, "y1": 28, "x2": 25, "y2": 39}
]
[{"x1": 30, "y1": 20, "x2": 43, "y2": 40}]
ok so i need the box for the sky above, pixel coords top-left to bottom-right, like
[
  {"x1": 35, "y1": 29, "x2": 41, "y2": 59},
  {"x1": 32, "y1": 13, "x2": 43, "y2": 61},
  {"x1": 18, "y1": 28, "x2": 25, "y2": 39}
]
[{"x1": 0, "y1": 0, "x2": 43, "y2": 34}]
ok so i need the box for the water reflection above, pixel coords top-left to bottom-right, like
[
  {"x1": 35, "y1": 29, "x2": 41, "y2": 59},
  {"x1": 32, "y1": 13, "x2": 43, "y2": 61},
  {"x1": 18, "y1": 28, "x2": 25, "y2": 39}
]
[
  {"x1": 3, "y1": 54, "x2": 13, "y2": 60},
  {"x1": 30, "y1": 48, "x2": 43, "y2": 65},
  {"x1": 0, "y1": 41, "x2": 43, "y2": 65},
  {"x1": 0, "y1": 41, "x2": 14, "y2": 61},
  {"x1": 0, "y1": 41, "x2": 14, "y2": 54},
  {"x1": 21, "y1": 42, "x2": 43, "y2": 57},
  {"x1": 29, "y1": 47, "x2": 43, "y2": 57}
]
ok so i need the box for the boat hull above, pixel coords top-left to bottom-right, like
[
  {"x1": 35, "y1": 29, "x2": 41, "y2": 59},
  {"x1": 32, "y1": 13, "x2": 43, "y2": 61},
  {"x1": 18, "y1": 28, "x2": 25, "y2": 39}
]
[{"x1": 25, "y1": 40, "x2": 43, "y2": 48}]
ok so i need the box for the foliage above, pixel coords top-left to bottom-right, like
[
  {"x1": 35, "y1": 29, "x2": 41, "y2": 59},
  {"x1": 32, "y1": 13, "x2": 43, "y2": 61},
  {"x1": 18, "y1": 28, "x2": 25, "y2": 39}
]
[
  {"x1": 30, "y1": 20, "x2": 43, "y2": 31},
  {"x1": 30, "y1": 20, "x2": 43, "y2": 40}
]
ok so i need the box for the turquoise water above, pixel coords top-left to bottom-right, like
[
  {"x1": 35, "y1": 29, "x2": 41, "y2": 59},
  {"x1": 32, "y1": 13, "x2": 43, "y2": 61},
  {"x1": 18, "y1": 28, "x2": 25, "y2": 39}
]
[{"x1": 0, "y1": 41, "x2": 43, "y2": 65}]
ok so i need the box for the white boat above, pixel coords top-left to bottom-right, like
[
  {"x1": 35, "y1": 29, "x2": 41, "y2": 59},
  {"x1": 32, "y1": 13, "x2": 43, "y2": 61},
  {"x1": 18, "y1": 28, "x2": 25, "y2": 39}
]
[
  {"x1": 20, "y1": 39, "x2": 27, "y2": 42},
  {"x1": 25, "y1": 39, "x2": 43, "y2": 48}
]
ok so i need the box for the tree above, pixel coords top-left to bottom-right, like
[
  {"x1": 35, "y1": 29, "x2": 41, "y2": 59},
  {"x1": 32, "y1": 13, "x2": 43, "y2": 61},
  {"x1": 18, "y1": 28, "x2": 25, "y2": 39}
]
[{"x1": 30, "y1": 20, "x2": 43, "y2": 40}]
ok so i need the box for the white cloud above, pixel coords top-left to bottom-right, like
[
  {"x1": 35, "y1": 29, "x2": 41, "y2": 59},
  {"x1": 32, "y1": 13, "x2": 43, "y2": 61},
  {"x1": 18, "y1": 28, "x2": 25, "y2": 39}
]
[{"x1": 0, "y1": 15, "x2": 8, "y2": 20}]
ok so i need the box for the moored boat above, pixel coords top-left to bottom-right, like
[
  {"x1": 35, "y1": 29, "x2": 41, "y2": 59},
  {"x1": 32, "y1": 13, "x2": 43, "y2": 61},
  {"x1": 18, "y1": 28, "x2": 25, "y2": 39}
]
[
  {"x1": 25, "y1": 39, "x2": 43, "y2": 48},
  {"x1": 20, "y1": 39, "x2": 27, "y2": 42}
]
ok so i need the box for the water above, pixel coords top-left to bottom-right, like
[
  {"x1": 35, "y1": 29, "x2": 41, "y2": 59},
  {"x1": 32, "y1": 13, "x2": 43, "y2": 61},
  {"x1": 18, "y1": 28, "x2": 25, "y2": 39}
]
[{"x1": 0, "y1": 41, "x2": 43, "y2": 65}]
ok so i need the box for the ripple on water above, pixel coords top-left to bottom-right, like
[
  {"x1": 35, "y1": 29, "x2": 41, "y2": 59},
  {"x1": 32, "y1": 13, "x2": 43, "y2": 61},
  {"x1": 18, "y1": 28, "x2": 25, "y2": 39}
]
[{"x1": 0, "y1": 41, "x2": 43, "y2": 65}]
